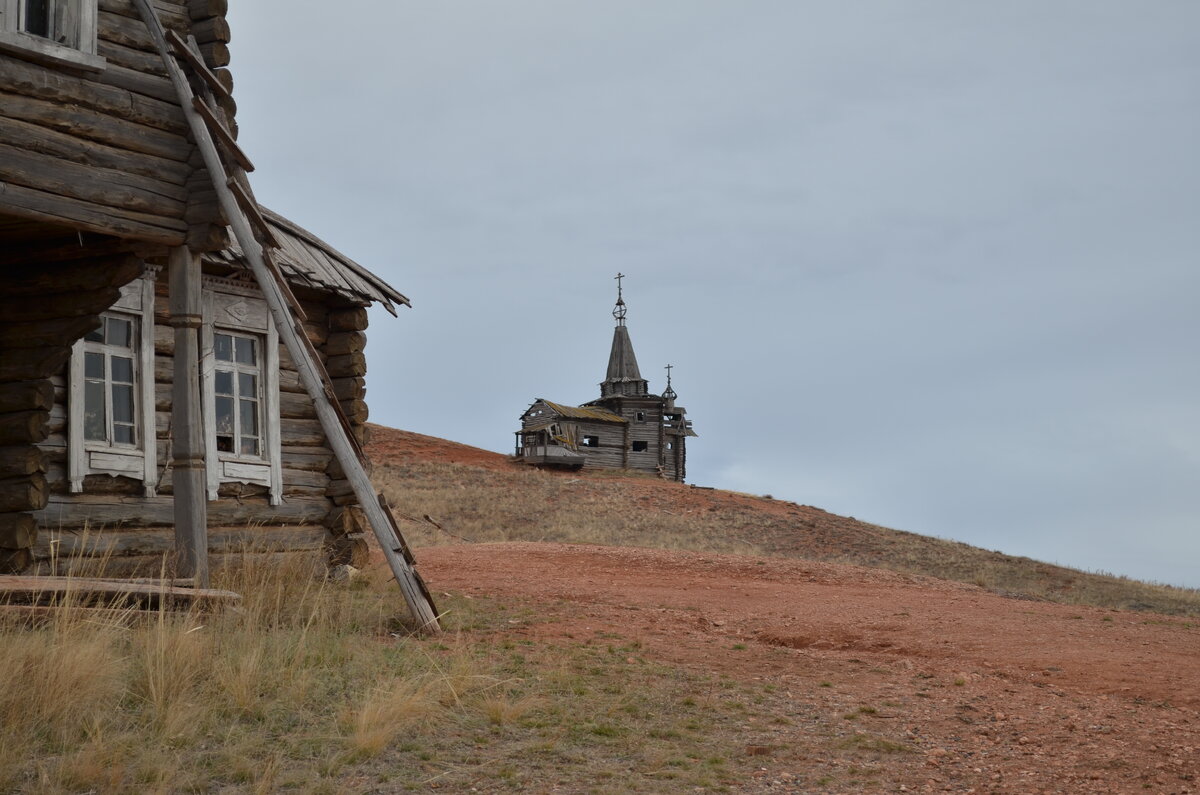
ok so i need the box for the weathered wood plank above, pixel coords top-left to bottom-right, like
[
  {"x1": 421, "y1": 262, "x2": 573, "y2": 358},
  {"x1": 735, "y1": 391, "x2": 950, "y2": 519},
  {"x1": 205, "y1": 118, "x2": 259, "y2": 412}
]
[
  {"x1": 0, "y1": 116, "x2": 190, "y2": 184},
  {"x1": 0, "y1": 143, "x2": 187, "y2": 216},
  {"x1": 0, "y1": 182, "x2": 186, "y2": 245},
  {"x1": 0, "y1": 90, "x2": 188, "y2": 162},
  {"x1": 35, "y1": 494, "x2": 331, "y2": 528},
  {"x1": 0, "y1": 574, "x2": 241, "y2": 607},
  {"x1": 0, "y1": 54, "x2": 186, "y2": 134},
  {"x1": 33, "y1": 525, "x2": 327, "y2": 558}
]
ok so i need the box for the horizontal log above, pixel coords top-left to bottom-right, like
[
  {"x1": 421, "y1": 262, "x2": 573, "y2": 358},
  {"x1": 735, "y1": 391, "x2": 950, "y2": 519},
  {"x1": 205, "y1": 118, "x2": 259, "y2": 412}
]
[
  {"x1": 0, "y1": 116, "x2": 190, "y2": 185},
  {"x1": 0, "y1": 142, "x2": 187, "y2": 217},
  {"x1": 0, "y1": 411, "x2": 49, "y2": 446},
  {"x1": 35, "y1": 493, "x2": 332, "y2": 529},
  {"x1": 323, "y1": 331, "x2": 365, "y2": 357},
  {"x1": 0, "y1": 53, "x2": 186, "y2": 134},
  {"x1": 0, "y1": 180, "x2": 186, "y2": 246},
  {"x1": 327, "y1": 307, "x2": 368, "y2": 333},
  {"x1": 0, "y1": 382, "x2": 55, "y2": 414},
  {"x1": 280, "y1": 391, "x2": 317, "y2": 420},
  {"x1": 96, "y1": 37, "x2": 167, "y2": 75},
  {"x1": 197, "y1": 40, "x2": 230, "y2": 69},
  {"x1": 281, "y1": 450, "x2": 334, "y2": 473},
  {"x1": 325, "y1": 352, "x2": 366, "y2": 378},
  {"x1": 188, "y1": 0, "x2": 228, "y2": 20},
  {"x1": 0, "y1": 473, "x2": 48, "y2": 512},
  {"x1": 0, "y1": 347, "x2": 71, "y2": 382},
  {"x1": 282, "y1": 467, "x2": 328, "y2": 490},
  {"x1": 186, "y1": 221, "x2": 229, "y2": 252},
  {"x1": 97, "y1": 0, "x2": 190, "y2": 30},
  {"x1": 0, "y1": 89, "x2": 189, "y2": 162},
  {"x1": 330, "y1": 377, "x2": 365, "y2": 403},
  {"x1": 191, "y1": 16, "x2": 230, "y2": 44},
  {"x1": 95, "y1": 61, "x2": 177, "y2": 103},
  {"x1": 0, "y1": 276, "x2": 131, "y2": 322},
  {"x1": 0, "y1": 316, "x2": 103, "y2": 352},
  {"x1": 1, "y1": 254, "x2": 151, "y2": 299},
  {"x1": 325, "y1": 478, "x2": 354, "y2": 499},
  {"x1": 338, "y1": 398, "x2": 369, "y2": 425},
  {"x1": 97, "y1": 8, "x2": 158, "y2": 51},
  {"x1": 0, "y1": 512, "x2": 37, "y2": 548},
  {"x1": 211, "y1": 66, "x2": 233, "y2": 95},
  {"x1": 324, "y1": 505, "x2": 366, "y2": 535},
  {"x1": 33, "y1": 524, "x2": 328, "y2": 560},
  {"x1": 280, "y1": 419, "x2": 326, "y2": 448}
]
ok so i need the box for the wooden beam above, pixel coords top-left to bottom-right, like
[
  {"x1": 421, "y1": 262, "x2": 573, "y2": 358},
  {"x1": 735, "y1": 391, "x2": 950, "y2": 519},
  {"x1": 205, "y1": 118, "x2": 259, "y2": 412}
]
[
  {"x1": 168, "y1": 245, "x2": 209, "y2": 586},
  {"x1": 165, "y1": 28, "x2": 232, "y2": 103},
  {"x1": 191, "y1": 96, "x2": 253, "y2": 171},
  {"x1": 0, "y1": 575, "x2": 241, "y2": 609}
]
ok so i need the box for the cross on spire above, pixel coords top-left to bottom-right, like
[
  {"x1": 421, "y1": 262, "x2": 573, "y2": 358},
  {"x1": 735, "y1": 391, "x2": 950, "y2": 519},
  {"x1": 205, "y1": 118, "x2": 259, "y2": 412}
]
[
  {"x1": 663, "y1": 363, "x2": 677, "y2": 400},
  {"x1": 612, "y1": 272, "x2": 627, "y2": 325}
]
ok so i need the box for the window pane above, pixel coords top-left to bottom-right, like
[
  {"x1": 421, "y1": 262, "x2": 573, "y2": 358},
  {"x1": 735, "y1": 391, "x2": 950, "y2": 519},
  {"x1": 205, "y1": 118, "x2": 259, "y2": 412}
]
[
  {"x1": 214, "y1": 370, "x2": 233, "y2": 396},
  {"x1": 84, "y1": 325, "x2": 104, "y2": 343},
  {"x1": 235, "y1": 336, "x2": 256, "y2": 365},
  {"x1": 216, "y1": 435, "x2": 234, "y2": 452},
  {"x1": 113, "y1": 424, "x2": 135, "y2": 445},
  {"x1": 215, "y1": 396, "x2": 234, "y2": 435},
  {"x1": 240, "y1": 437, "x2": 259, "y2": 456},
  {"x1": 214, "y1": 333, "x2": 233, "y2": 362},
  {"x1": 238, "y1": 372, "x2": 257, "y2": 398},
  {"x1": 240, "y1": 398, "x2": 258, "y2": 436},
  {"x1": 84, "y1": 352, "x2": 105, "y2": 380},
  {"x1": 106, "y1": 317, "x2": 133, "y2": 348},
  {"x1": 23, "y1": 0, "x2": 51, "y2": 37},
  {"x1": 112, "y1": 383, "x2": 134, "y2": 424},
  {"x1": 84, "y1": 381, "x2": 106, "y2": 441},
  {"x1": 111, "y1": 356, "x2": 133, "y2": 384}
]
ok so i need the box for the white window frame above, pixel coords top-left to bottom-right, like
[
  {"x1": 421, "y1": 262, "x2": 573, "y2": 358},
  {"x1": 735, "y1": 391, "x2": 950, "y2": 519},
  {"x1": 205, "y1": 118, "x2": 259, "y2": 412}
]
[
  {"x1": 68, "y1": 275, "x2": 157, "y2": 497},
  {"x1": 201, "y1": 280, "x2": 282, "y2": 505},
  {"x1": 0, "y1": 0, "x2": 102, "y2": 70}
]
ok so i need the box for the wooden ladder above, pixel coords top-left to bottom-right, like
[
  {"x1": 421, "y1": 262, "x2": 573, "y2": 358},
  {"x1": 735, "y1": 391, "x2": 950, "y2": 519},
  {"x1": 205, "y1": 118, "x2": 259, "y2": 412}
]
[{"x1": 133, "y1": 0, "x2": 440, "y2": 632}]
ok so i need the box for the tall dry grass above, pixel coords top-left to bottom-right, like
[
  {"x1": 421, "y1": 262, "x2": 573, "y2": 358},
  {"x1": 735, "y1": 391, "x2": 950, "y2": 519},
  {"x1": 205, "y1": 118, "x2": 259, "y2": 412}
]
[{"x1": 0, "y1": 551, "x2": 502, "y2": 792}]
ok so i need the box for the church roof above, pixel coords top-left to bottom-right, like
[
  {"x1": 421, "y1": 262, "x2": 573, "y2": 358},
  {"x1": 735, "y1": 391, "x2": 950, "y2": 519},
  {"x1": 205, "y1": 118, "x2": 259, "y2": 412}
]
[
  {"x1": 604, "y1": 324, "x2": 644, "y2": 384},
  {"x1": 537, "y1": 400, "x2": 626, "y2": 424}
]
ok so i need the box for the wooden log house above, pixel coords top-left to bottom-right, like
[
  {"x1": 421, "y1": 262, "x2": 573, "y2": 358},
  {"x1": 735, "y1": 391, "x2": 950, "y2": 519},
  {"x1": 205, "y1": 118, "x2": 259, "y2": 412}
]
[
  {"x1": 515, "y1": 277, "x2": 697, "y2": 481},
  {"x1": 0, "y1": 0, "x2": 404, "y2": 575}
]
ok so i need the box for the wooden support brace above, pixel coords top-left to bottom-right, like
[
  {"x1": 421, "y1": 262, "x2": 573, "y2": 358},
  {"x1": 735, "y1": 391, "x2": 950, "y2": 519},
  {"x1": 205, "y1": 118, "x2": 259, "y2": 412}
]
[
  {"x1": 165, "y1": 28, "x2": 233, "y2": 103},
  {"x1": 191, "y1": 96, "x2": 254, "y2": 172}
]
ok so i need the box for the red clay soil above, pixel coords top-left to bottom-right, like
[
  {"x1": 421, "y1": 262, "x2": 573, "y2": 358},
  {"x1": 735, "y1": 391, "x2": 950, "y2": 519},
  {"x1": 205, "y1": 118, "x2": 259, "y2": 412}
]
[
  {"x1": 367, "y1": 426, "x2": 1200, "y2": 792},
  {"x1": 420, "y1": 543, "x2": 1199, "y2": 793}
]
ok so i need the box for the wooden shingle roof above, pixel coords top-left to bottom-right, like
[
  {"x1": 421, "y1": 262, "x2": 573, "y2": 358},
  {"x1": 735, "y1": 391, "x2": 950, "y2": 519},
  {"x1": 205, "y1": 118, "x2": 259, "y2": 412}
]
[
  {"x1": 536, "y1": 400, "x2": 626, "y2": 424},
  {"x1": 207, "y1": 207, "x2": 409, "y2": 314}
]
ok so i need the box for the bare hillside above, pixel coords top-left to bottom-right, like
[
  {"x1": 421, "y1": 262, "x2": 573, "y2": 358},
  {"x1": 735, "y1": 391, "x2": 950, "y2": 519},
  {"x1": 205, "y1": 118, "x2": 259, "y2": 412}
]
[{"x1": 366, "y1": 424, "x2": 1200, "y2": 616}]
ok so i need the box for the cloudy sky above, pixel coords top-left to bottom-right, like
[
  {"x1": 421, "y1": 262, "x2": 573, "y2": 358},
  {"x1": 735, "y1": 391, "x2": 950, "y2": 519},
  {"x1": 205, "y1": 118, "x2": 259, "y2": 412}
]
[{"x1": 225, "y1": 2, "x2": 1198, "y2": 588}]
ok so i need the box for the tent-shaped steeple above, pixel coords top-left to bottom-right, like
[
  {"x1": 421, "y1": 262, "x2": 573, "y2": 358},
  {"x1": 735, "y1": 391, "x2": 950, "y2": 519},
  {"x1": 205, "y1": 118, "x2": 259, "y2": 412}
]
[{"x1": 600, "y1": 273, "x2": 648, "y2": 397}]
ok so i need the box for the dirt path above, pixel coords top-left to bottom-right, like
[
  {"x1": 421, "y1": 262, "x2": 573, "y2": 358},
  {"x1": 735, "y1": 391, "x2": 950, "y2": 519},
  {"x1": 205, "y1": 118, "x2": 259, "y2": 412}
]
[{"x1": 419, "y1": 542, "x2": 1200, "y2": 793}]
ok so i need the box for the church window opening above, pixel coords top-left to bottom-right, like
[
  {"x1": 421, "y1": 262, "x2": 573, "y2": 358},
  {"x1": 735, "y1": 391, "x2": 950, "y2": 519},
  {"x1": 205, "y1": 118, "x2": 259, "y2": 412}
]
[{"x1": 632, "y1": 440, "x2": 648, "y2": 452}]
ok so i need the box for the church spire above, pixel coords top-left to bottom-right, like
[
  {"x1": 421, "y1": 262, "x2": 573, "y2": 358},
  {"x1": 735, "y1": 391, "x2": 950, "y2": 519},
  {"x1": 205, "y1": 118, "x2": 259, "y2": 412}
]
[{"x1": 600, "y1": 273, "x2": 648, "y2": 398}]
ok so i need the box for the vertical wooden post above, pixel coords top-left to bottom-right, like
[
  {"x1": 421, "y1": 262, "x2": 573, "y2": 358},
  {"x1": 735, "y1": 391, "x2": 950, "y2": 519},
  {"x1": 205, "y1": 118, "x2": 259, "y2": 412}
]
[{"x1": 169, "y1": 246, "x2": 209, "y2": 587}]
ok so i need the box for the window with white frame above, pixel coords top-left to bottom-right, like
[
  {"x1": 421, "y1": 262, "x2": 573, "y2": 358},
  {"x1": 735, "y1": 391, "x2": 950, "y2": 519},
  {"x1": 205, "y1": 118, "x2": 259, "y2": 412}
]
[
  {"x1": 82, "y1": 315, "x2": 138, "y2": 447},
  {"x1": 202, "y1": 282, "x2": 282, "y2": 505},
  {"x1": 68, "y1": 275, "x2": 157, "y2": 496},
  {"x1": 0, "y1": 0, "x2": 100, "y2": 66}
]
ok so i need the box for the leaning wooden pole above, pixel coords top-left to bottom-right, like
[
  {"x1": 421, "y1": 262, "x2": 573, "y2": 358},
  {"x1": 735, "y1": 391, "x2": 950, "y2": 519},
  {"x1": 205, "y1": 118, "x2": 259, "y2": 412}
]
[{"x1": 134, "y1": 0, "x2": 440, "y2": 631}]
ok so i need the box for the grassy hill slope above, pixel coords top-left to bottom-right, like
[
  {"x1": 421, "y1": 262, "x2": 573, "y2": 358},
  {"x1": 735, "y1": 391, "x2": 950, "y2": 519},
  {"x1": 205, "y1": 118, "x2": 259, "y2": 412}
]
[{"x1": 368, "y1": 424, "x2": 1200, "y2": 616}]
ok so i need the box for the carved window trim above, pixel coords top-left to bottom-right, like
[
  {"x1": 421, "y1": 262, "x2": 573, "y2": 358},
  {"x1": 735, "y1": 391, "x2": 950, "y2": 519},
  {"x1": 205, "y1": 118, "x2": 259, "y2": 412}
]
[
  {"x1": 200, "y1": 281, "x2": 282, "y2": 505},
  {"x1": 68, "y1": 275, "x2": 157, "y2": 496}
]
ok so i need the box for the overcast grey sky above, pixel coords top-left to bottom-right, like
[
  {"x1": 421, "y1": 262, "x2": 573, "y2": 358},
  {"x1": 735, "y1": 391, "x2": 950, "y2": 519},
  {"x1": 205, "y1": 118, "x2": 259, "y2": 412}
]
[{"x1": 226, "y1": 2, "x2": 1199, "y2": 588}]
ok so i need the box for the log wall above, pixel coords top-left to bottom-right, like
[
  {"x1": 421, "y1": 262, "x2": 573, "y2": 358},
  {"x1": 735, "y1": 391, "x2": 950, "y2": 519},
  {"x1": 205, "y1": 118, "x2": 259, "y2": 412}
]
[{"x1": 0, "y1": 0, "x2": 233, "y2": 245}]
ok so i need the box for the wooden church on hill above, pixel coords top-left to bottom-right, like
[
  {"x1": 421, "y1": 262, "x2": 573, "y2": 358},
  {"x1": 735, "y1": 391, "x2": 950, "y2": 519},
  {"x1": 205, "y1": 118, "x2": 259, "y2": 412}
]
[{"x1": 515, "y1": 276, "x2": 696, "y2": 481}]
